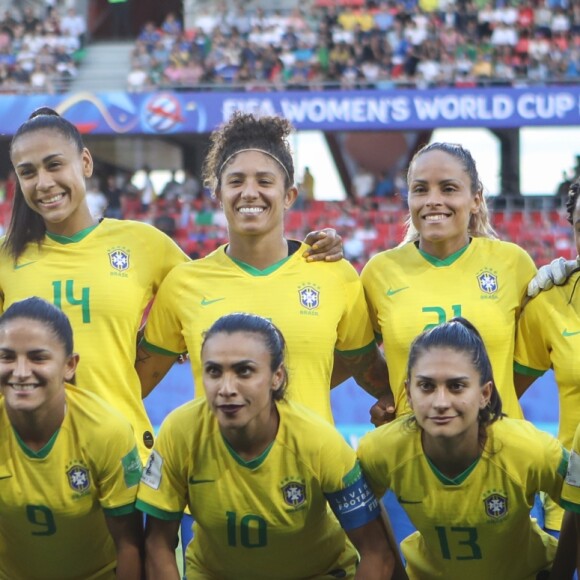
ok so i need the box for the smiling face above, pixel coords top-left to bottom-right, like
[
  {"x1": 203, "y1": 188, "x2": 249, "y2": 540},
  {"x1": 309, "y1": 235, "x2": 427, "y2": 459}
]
[
  {"x1": 0, "y1": 318, "x2": 77, "y2": 416},
  {"x1": 202, "y1": 331, "x2": 284, "y2": 436},
  {"x1": 216, "y1": 150, "x2": 297, "y2": 241},
  {"x1": 11, "y1": 128, "x2": 94, "y2": 237},
  {"x1": 408, "y1": 149, "x2": 481, "y2": 259},
  {"x1": 406, "y1": 347, "x2": 491, "y2": 446}
]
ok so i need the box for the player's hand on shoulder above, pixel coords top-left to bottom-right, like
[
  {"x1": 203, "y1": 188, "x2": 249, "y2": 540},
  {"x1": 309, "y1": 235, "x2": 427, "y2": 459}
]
[
  {"x1": 527, "y1": 256, "x2": 580, "y2": 297},
  {"x1": 369, "y1": 394, "x2": 396, "y2": 428},
  {"x1": 303, "y1": 228, "x2": 343, "y2": 262}
]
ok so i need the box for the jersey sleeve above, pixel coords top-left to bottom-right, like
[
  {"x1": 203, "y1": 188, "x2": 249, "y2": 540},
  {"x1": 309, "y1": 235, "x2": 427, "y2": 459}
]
[
  {"x1": 526, "y1": 426, "x2": 569, "y2": 507},
  {"x1": 356, "y1": 427, "x2": 390, "y2": 499},
  {"x1": 561, "y1": 424, "x2": 580, "y2": 514},
  {"x1": 142, "y1": 267, "x2": 187, "y2": 356},
  {"x1": 334, "y1": 263, "x2": 376, "y2": 355},
  {"x1": 360, "y1": 257, "x2": 383, "y2": 342},
  {"x1": 136, "y1": 407, "x2": 190, "y2": 520},
  {"x1": 146, "y1": 227, "x2": 190, "y2": 294},
  {"x1": 514, "y1": 294, "x2": 551, "y2": 377},
  {"x1": 316, "y1": 425, "x2": 380, "y2": 531},
  {"x1": 95, "y1": 416, "x2": 143, "y2": 516}
]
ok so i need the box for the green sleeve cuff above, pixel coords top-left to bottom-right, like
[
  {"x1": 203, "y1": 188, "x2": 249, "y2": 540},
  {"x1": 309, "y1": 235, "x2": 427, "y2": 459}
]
[
  {"x1": 513, "y1": 361, "x2": 545, "y2": 378},
  {"x1": 560, "y1": 499, "x2": 580, "y2": 514},
  {"x1": 103, "y1": 503, "x2": 136, "y2": 517},
  {"x1": 135, "y1": 499, "x2": 183, "y2": 521},
  {"x1": 335, "y1": 340, "x2": 375, "y2": 357},
  {"x1": 140, "y1": 337, "x2": 185, "y2": 357}
]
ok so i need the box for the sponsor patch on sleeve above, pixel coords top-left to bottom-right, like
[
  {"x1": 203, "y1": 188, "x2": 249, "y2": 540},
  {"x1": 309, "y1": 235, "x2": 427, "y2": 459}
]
[
  {"x1": 141, "y1": 449, "x2": 163, "y2": 490},
  {"x1": 566, "y1": 450, "x2": 580, "y2": 488},
  {"x1": 121, "y1": 446, "x2": 143, "y2": 488}
]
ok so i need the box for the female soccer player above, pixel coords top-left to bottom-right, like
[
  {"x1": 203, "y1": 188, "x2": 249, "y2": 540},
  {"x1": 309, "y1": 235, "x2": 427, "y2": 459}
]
[
  {"x1": 361, "y1": 142, "x2": 536, "y2": 422},
  {"x1": 137, "y1": 313, "x2": 395, "y2": 580},
  {"x1": 136, "y1": 112, "x2": 393, "y2": 424},
  {"x1": 358, "y1": 317, "x2": 575, "y2": 580},
  {"x1": 0, "y1": 297, "x2": 143, "y2": 580},
  {"x1": 0, "y1": 107, "x2": 339, "y2": 462},
  {"x1": 514, "y1": 180, "x2": 580, "y2": 535},
  {"x1": 0, "y1": 108, "x2": 189, "y2": 461}
]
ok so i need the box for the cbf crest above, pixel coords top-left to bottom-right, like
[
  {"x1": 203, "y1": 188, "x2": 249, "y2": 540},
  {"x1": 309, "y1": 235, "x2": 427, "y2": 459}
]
[
  {"x1": 66, "y1": 462, "x2": 90, "y2": 494},
  {"x1": 108, "y1": 248, "x2": 130, "y2": 272},
  {"x1": 483, "y1": 491, "x2": 508, "y2": 519},
  {"x1": 298, "y1": 283, "x2": 320, "y2": 311},
  {"x1": 282, "y1": 481, "x2": 306, "y2": 507},
  {"x1": 476, "y1": 268, "x2": 498, "y2": 295}
]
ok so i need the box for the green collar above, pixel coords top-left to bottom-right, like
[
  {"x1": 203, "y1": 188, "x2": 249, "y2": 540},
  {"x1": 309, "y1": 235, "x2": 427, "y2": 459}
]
[
  {"x1": 426, "y1": 454, "x2": 480, "y2": 485},
  {"x1": 229, "y1": 254, "x2": 292, "y2": 276},
  {"x1": 46, "y1": 223, "x2": 99, "y2": 245},
  {"x1": 222, "y1": 435, "x2": 275, "y2": 469},
  {"x1": 13, "y1": 427, "x2": 60, "y2": 459},
  {"x1": 417, "y1": 242, "x2": 470, "y2": 267}
]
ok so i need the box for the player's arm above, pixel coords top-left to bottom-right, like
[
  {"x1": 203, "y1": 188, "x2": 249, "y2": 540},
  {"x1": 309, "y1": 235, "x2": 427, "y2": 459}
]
[
  {"x1": 514, "y1": 370, "x2": 536, "y2": 398},
  {"x1": 143, "y1": 516, "x2": 181, "y2": 580},
  {"x1": 550, "y1": 510, "x2": 579, "y2": 579},
  {"x1": 105, "y1": 511, "x2": 144, "y2": 580},
  {"x1": 325, "y1": 467, "x2": 399, "y2": 579},
  {"x1": 348, "y1": 516, "x2": 395, "y2": 579},
  {"x1": 334, "y1": 344, "x2": 395, "y2": 426},
  {"x1": 136, "y1": 343, "x2": 179, "y2": 398},
  {"x1": 302, "y1": 228, "x2": 343, "y2": 262}
]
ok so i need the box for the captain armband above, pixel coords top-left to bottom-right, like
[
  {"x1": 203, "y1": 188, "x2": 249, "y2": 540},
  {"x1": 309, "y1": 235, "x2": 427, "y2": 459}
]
[{"x1": 324, "y1": 463, "x2": 380, "y2": 531}]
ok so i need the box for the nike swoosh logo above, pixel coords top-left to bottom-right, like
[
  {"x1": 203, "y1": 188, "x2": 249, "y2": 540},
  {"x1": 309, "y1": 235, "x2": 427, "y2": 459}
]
[
  {"x1": 386, "y1": 287, "x2": 409, "y2": 297},
  {"x1": 14, "y1": 261, "x2": 36, "y2": 270},
  {"x1": 563, "y1": 329, "x2": 580, "y2": 337},
  {"x1": 188, "y1": 478, "x2": 215, "y2": 485},
  {"x1": 397, "y1": 496, "x2": 422, "y2": 504},
  {"x1": 201, "y1": 297, "x2": 225, "y2": 306}
]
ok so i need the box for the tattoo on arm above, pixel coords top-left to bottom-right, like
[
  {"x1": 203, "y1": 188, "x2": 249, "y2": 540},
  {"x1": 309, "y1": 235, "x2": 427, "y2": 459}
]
[{"x1": 336, "y1": 349, "x2": 390, "y2": 398}]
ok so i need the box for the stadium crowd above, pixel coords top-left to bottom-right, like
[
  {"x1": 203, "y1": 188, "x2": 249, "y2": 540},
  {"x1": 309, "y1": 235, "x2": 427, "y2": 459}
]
[
  {"x1": 0, "y1": 4, "x2": 85, "y2": 94},
  {"x1": 127, "y1": 0, "x2": 580, "y2": 92}
]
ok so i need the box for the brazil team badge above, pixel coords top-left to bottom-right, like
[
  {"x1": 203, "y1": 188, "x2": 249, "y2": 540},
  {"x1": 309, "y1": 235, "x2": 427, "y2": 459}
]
[
  {"x1": 282, "y1": 481, "x2": 306, "y2": 507},
  {"x1": 108, "y1": 248, "x2": 130, "y2": 272},
  {"x1": 483, "y1": 491, "x2": 508, "y2": 519},
  {"x1": 298, "y1": 284, "x2": 320, "y2": 310},
  {"x1": 66, "y1": 463, "x2": 90, "y2": 494},
  {"x1": 476, "y1": 269, "x2": 498, "y2": 294}
]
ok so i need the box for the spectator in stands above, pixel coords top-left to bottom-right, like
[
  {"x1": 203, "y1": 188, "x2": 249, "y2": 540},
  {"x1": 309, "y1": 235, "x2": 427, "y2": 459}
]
[
  {"x1": 21, "y1": 7, "x2": 40, "y2": 34},
  {"x1": 126, "y1": 62, "x2": 150, "y2": 92},
  {"x1": 29, "y1": 60, "x2": 54, "y2": 93},
  {"x1": 103, "y1": 174, "x2": 123, "y2": 219},
  {"x1": 60, "y1": 7, "x2": 86, "y2": 49},
  {"x1": 176, "y1": 168, "x2": 200, "y2": 207},
  {"x1": 374, "y1": 170, "x2": 395, "y2": 198},
  {"x1": 160, "y1": 12, "x2": 182, "y2": 38},
  {"x1": 298, "y1": 166, "x2": 315, "y2": 204},
  {"x1": 85, "y1": 177, "x2": 108, "y2": 220}
]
